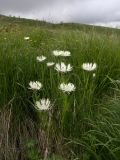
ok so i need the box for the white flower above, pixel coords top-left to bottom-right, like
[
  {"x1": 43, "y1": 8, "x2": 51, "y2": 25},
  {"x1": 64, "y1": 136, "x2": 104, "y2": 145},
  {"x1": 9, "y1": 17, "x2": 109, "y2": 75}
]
[
  {"x1": 29, "y1": 81, "x2": 42, "y2": 90},
  {"x1": 115, "y1": 80, "x2": 120, "y2": 84},
  {"x1": 53, "y1": 50, "x2": 62, "y2": 56},
  {"x1": 59, "y1": 83, "x2": 76, "y2": 93},
  {"x1": 47, "y1": 62, "x2": 55, "y2": 67},
  {"x1": 82, "y1": 63, "x2": 97, "y2": 71},
  {"x1": 52, "y1": 50, "x2": 71, "y2": 57},
  {"x1": 36, "y1": 56, "x2": 46, "y2": 62},
  {"x1": 35, "y1": 98, "x2": 51, "y2": 111},
  {"x1": 61, "y1": 51, "x2": 71, "y2": 57},
  {"x1": 55, "y1": 62, "x2": 72, "y2": 73},
  {"x1": 24, "y1": 37, "x2": 30, "y2": 40}
]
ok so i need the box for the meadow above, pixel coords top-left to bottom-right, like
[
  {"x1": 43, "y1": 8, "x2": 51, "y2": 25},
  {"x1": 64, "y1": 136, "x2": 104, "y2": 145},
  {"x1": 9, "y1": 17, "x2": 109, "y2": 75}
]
[{"x1": 1, "y1": 15, "x2": 120, "y2": 160}]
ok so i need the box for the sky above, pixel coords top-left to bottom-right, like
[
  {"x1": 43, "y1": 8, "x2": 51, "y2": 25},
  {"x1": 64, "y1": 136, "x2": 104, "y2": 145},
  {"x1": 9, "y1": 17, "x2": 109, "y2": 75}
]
[{"x1": 0, "y1": 0, "x2": 120, "y2": 28}]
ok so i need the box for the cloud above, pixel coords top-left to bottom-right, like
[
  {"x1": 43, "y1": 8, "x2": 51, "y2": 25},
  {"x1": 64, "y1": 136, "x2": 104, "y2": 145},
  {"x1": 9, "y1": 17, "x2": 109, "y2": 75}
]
[
  {"x1": 94, "y1": 21, "x2": 120, "y2": 29},
  {"x1": 0, "y1": 0, "x2": 120, "y2": 27}
]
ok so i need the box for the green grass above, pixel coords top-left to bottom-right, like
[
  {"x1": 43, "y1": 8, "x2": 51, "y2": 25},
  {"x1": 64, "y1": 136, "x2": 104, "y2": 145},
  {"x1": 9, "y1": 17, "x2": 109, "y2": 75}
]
[{"x1": 1, "y1": 15, "x2": 120, "y2": 160}]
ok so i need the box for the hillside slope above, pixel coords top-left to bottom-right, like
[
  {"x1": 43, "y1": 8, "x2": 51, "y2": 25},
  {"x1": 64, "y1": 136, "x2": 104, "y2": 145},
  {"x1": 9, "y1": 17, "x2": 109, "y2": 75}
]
[
  {"x1": 0, "y1": 14, "x2": 120, "y2": 33},
  {"x1": 1, "y1": 15, "x2": 120, "y2": 160}
]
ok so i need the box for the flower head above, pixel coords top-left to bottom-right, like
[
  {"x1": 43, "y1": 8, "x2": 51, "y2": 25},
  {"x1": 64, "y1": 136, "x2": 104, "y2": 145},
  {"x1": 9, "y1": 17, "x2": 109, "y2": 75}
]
[
  {"x1": 115, "y1": 80, "x2": 120, "y2": 84},
  {"x1": 35, "y1": 98, "x2": 51, "y2": 111},
  {"x1": 24, "y1": 37, "x2": 30, "y2": 40},
  {"x1": 59, "y1": 83, "x2": 76, "y2": 93},
  {"x1": 36, "y1": 56, "x2": 46, "y2": 62},
  {"x1": 47, "y1": 62, "x2": 55, "y2": 67},
  {"x1": 53, "y1": 50, "x2": 62, "y2": 56},
  {"x1": 52, "y1": 50, "x2": 71, "y2": 57},
  {"x1": 55, "y1": 62, "x2": 72, "y2": 73},
  {"x1": 61, "y1": 51, "x2": 71, "y2": 57},
  {"x1": 82, "y1": 63, "x2": 97, "y2": 71},
  {"x1": 29, "y1": 81, "x2": 42, "y2": 90}
]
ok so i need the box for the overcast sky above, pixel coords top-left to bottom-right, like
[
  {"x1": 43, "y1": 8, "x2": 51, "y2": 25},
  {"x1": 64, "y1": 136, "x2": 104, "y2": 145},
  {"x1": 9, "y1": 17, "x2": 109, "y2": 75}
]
[{"x1": 0, "y1": 0, "x2": 120, "y2": 28}]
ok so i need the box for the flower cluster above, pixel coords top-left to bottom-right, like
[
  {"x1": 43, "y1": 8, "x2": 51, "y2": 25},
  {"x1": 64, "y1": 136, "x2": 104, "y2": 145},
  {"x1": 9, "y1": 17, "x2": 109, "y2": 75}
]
[
  {"x1": 28, "y1": 49, "x2": 97, "y2": 111},
  {"x1": 53, "y1": 51, "x2": 75, "y2": 94}
]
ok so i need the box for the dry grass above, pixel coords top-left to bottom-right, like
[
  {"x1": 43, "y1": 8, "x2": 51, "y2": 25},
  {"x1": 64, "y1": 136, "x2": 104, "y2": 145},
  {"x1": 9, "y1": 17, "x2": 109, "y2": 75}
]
[{"x1": 0, "y1": 107, "x2": 49, "y2": 160}]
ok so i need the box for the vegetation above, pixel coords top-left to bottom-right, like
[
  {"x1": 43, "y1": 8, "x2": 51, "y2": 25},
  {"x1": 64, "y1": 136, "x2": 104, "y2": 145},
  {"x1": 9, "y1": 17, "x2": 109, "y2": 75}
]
[{"x1": 1, "y1": 15, "x2": 120, "y2": 160}]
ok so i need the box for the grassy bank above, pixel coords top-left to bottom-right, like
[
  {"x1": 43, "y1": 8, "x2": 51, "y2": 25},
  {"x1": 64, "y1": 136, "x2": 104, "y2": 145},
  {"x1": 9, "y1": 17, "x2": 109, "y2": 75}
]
[{"x1": 0, "y1": 15, "x2": 120, "y2": 160}]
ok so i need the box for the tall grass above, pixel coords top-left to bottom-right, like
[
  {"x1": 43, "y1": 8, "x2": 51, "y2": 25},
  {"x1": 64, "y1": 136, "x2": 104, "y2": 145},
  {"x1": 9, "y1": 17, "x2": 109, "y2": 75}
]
[{"x1": 0, "y1": 18, "x2": 120, "y2": 159}]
